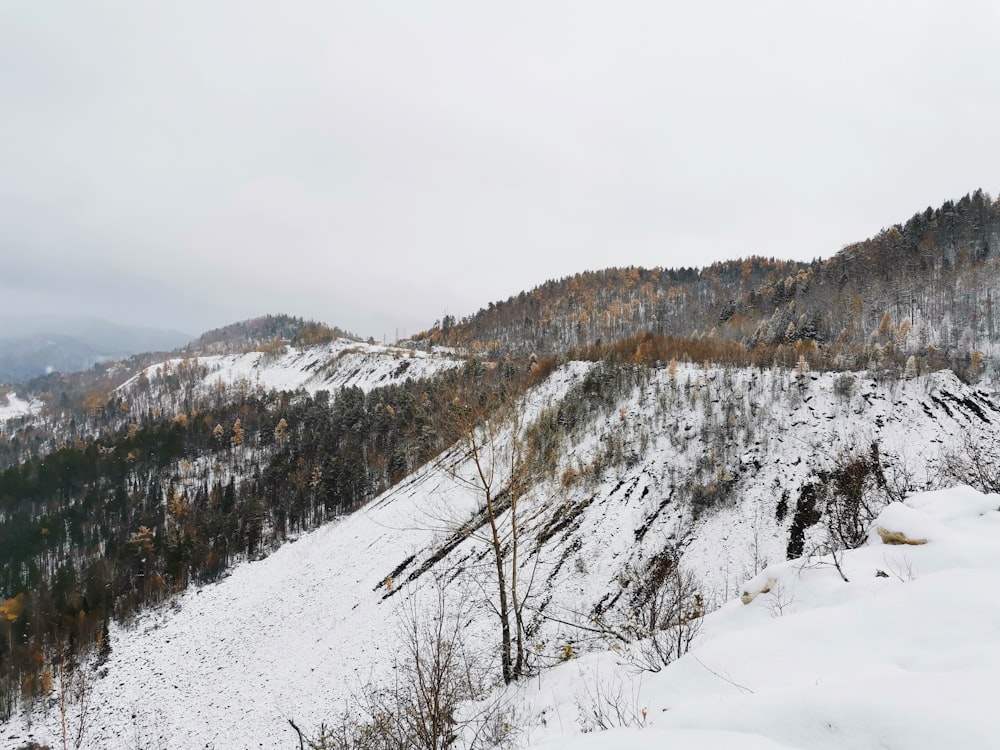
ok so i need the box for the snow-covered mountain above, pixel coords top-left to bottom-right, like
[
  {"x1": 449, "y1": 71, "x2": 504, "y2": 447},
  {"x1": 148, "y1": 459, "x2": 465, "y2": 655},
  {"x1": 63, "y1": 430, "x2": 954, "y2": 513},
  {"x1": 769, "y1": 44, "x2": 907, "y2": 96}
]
[
  {"x1": 0, "y1": 337, "x2": 462, "y2": 462},
  {"x1": 3, "y1": 360, "x2": 998, "y2": 749}
]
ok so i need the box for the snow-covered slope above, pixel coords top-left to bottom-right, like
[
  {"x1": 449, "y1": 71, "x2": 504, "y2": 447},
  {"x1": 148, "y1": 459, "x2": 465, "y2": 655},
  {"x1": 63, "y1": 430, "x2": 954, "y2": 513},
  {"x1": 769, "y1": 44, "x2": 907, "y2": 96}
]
[
  {"x1": 1, "y1": 339, "x2": 461, "y2": 443},
  {"x1": 118, "y1": 338, "x2": 462, "y2": 403},
  {"x1": 524, "y1": 485, "x2": 1000, "y2": 750},
  {"x1": 1, "y1": 363, "x2": 589, "y2": 750},
  {"x1": 0, "y1": 391, "x2": 39, "y2": 423},
  {"x1": 3, "y1": 363, "x2": 999, "y2": 749}
]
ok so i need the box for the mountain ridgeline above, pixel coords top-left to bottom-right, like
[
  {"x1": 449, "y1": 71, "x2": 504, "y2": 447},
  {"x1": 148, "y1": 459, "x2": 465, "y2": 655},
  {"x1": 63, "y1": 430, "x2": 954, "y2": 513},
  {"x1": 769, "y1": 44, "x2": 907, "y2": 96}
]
[{"x1": 416, "y1": 190, "x2": 1000, "y2": 378}]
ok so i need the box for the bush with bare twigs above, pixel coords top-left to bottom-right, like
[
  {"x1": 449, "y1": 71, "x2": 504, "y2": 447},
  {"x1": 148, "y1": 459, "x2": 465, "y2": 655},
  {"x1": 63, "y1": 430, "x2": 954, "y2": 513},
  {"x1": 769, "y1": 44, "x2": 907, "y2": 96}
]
[
  {"x1": 939, "y1": 434, "x2": 1000, "y2": 494},
  {"x1": 581, "y1": 551, "x2": 704, "y2": 674},
  {"x1": 297, "y1": 580, "x2": 516, "y2": 750},
  {"x1": 618, "y1": 558, "x2": 704, "y2": 673}
]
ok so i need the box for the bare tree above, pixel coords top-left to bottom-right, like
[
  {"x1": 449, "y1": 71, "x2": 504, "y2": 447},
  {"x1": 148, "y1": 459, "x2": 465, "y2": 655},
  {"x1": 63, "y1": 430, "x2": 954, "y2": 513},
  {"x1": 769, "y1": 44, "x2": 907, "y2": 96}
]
[
  {"x1": 54, "y1": 645, "x2": 91, "y2": 750},
  {"x1": 821, "y1": 444, "x2": 893, "y2": 551},
  {"x1": 878, "y1": 450, "x2": 920, "y2": 504},
  {"x1": 305, "y1": 578, "x2": 514, "y2": 750},
  {"x1": 621, "y1": 561, "x2": 704, "y2": 673},
  {"x1": 432, "y1": 389, "x2": 543, "y2": 686},
  {"x1": 556, "y1": 550, "x2": 704, "y2": 674}
]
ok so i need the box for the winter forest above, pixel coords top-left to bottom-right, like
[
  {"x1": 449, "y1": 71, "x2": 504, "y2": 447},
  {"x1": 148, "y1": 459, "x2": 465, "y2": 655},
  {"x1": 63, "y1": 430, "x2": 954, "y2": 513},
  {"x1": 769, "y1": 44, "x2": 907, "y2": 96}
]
[{"x1": 2, "y1": 192, "x2": 1000, "y2": 749}]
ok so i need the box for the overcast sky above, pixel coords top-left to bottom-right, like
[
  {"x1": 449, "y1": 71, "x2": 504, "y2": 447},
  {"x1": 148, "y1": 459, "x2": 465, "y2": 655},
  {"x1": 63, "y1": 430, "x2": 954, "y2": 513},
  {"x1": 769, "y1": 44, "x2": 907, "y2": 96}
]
[{"x1": 2, "y1": 1, "x2": 999, "y2": 340}]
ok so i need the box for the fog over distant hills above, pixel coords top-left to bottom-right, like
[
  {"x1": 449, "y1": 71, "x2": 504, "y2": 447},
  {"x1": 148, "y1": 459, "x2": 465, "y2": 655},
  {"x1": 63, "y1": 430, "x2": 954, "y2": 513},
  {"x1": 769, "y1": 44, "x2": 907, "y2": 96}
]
[{"x1": 0, "y1": 315, "x2": 191, "y2": 384}]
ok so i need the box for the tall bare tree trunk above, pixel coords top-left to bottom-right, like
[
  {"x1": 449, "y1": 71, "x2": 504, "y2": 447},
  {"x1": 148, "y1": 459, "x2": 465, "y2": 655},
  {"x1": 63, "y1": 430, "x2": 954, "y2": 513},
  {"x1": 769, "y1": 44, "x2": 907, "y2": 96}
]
[
  {"x1": 439, "y1": 394, "x2": 538, "y2": 686},
  {"x1": 488, "y1": 505, "x2": 513, "y2": 684},
  {"x1": 510, "y1": 485, "x2": 525, "y2": 679}
]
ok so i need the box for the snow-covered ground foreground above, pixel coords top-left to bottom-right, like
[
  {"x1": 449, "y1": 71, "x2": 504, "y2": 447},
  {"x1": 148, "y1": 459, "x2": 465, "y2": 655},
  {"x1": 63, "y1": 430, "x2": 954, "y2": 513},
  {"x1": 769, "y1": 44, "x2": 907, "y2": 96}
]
[{"x1": 522, "y1": 485, "x2": 1000, "y2": 750}]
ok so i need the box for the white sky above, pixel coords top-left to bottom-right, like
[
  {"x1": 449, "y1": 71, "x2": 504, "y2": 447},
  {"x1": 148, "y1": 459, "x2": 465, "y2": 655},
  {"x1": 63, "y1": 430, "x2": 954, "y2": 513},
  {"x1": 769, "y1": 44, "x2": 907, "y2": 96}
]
[{"x1": 2, "y1": 1, "x2": 999, "y2": 340}]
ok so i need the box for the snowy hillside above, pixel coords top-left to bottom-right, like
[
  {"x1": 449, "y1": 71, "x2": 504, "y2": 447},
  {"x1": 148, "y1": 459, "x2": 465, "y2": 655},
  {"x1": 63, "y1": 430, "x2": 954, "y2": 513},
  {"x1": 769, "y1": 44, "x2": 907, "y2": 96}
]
[
  {"x1": 0, "y1": 339, "x2": 460, "y2": 446},
  {"x1": 3, "y1": 362, "x2": 999, "y2": 748},
  {"x1": 118, "y1": 338, "x2": 462, "y2": 404},
  {"x1": 524, "y1": 485, "x2": 1000, "y2": 750},
  {"x1": 0, "y1": 391, "x2": 39, "y2": 424}
]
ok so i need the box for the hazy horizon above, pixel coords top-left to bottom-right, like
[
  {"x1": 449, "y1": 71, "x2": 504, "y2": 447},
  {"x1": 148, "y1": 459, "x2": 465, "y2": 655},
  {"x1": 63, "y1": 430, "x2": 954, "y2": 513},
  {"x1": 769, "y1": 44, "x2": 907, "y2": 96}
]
[{"x1": 3, "y1": 1, "x2": 999, "y2": 340}]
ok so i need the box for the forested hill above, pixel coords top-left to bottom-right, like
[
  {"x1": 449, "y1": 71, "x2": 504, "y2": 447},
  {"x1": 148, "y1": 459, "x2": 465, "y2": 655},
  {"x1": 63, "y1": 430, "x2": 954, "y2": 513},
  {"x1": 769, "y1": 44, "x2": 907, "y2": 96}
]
[
  {"x1": 416, "y1": 190, "x2": 1000, "y2": 372},
  {"x1": 0, "y1": 316, "x2": 358, "y2": 466},
  {"x1": 0, "y1": 337, "x2": 470, "y2": 719},
  {"x1": 179, "y1": 314, "x2": 359, "y2": 356}
]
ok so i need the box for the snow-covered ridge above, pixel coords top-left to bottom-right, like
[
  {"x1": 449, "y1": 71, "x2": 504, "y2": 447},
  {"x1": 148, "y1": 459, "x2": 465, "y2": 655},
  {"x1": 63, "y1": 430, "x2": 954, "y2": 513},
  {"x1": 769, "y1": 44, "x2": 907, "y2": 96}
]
[
  {"x1": 3, "y1": 363, "x2": 999, "y2": 748},
  {"x1": 117, "y1": 338, "x2": 463, "y2": 402}
]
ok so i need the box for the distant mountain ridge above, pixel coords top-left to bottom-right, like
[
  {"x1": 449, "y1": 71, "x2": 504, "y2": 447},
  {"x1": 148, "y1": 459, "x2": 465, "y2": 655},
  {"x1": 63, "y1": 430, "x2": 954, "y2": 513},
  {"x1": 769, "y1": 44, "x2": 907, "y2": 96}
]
[
  {"x1": 180, "y1": 314, "x2": 359, "y2": 356},
  {"x1": 0, "y1": 316, "x2": 191, "y2": 384}
]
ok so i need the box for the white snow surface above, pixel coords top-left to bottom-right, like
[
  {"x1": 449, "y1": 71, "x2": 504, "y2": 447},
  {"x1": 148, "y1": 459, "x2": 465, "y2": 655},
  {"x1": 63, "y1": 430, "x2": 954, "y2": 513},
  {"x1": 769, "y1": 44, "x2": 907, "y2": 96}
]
[
  {"x1": 4, "y1": 363, "x2": 1000, "y2": 748},
  {"x1": 522, "y1": 485, "x2": 1000, "y2": 750},
  {"x1": 0, "y1": 391, "x2": 40, "y2": 423},
  {"x1": 118, "y1": 338, "x2": 462, "y2": 402}
]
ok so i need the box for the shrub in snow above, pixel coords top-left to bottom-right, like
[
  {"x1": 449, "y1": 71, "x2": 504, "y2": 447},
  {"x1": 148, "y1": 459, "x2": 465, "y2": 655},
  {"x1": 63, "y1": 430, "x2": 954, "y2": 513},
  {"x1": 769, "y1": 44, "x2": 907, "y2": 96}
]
[{"x1": 876, "y1": 527, "x2": 927, "y2": 546}]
